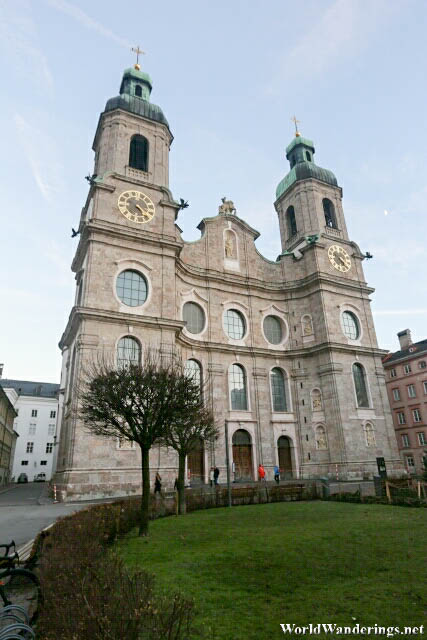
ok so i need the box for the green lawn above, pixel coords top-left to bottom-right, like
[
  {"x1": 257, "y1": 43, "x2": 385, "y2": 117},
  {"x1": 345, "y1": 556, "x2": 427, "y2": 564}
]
[{"x1": 118, "y1": 502, "x2": 427, "y2": 640}]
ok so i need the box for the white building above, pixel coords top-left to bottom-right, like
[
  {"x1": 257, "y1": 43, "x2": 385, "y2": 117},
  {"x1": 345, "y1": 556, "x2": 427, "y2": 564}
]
[{"x1": 1, "y1": 380, "x2": 60, "y2": 482}]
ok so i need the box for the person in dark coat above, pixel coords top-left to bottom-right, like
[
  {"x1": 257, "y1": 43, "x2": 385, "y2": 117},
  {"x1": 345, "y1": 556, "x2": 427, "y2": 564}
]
[
  {"x1": 213, "y1": 467, "x2": 220, "y2": 485},
  {"x1": 154, "y1": 472, "x2": 162, "y2": 495}
]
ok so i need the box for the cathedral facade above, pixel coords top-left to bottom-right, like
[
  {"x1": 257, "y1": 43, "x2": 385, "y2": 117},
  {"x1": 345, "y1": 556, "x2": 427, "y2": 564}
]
[{"x1": 55, "y1": 64, "x2": 402, "y2": 500}]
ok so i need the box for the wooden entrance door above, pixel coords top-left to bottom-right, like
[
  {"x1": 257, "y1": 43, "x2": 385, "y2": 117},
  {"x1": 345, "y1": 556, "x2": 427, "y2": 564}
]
[
  {"x1": 278, "y1": 436, "x2": 293, "y2": 479},
  {"x1": 188, "y1": 438, "x2": 204, "y2": 484},
  {"x1": 232, "y1": 429, "x2": 253, "y2": 481}
]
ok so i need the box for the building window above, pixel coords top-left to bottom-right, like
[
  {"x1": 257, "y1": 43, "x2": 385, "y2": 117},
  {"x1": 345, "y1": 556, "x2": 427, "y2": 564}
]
[
  {"x1": 397, "y1": 412, "x2": 406, "y2": 425},
  {"x1": 413, "y1": 409, "x2": 422, "y2": 423},
  {"x1": 392, "y1": 388, "x2": 400, "y2": 401},
  {"x1": 390, "y1": 368, "x2": 397, "y2": 378},
  {"x1": 424, "y1": 381, "x2": 427, "y2": 394},
  {"x1": 184, "y1": 359, "x2": 202, "y2": 390},
  {"x1": 183, "y1": 302, "x2": 205, "y2": 335},
  {"x1": 135, "y1": 84, "x2": 142, "y2": 97},
  {"x1": 129, "y1": 134, "x2": 148, "y2": 172},
  {"x1": 224, "y1": 309, "x2": 246, "y2": 340},
  {"x1": 270, "y1": 368, "x2": 287, "y2": 412},
  {"x1": 405, "y1": 456, "x2": 415, "y2": 469},
  {"x1": 116, "y1": 270, "x2": 148, "y2": 307},
  {"x1": 48, "y1": 424, "x2": 55, "y2": 436},
  {"x1": 341, "y1": 311, "x2": 360, "y2": 340},
  {"x1": 40, "y1": 460, "x2": 47, "y2": 466},
  {"x1": 263, "y1": 316, "x2": 282, "y2": 345},
  {"x1": 404, "y1": 364, "x2": 411, "y2": 374},
  {"x1": 46, "y1": 443, "x2": 53, "y2": 454},
  {"x1": 50, "y1": 410, "x2": 56, "y2": 419},
  {"x1": 28, "y1": 425, "x2": 36, "y2": 435},
  {"x1": 323, "y1": 198, "x2": 337, "y2": 229},
  {"x1": 286, "y1": 206, "x2": 297, "y2": 237},
  {"x1": 31, "y1": 409, "x2": 38, "y2": 417},
  {"x1": 401, "y1": 434, "x2": 409, "y2": 447},
  {"x1": 26, "y1": 442, "x2": 34, "y2": 453},
  {"x1": 352, "y1": 363, "x2": 369, "y2": 408},
  {"x1": 418, "y1": 432, "x2": 426, "y2": 445},
  {"x1": 419, "y1": 360, "x2": 426, "y2": 369},
  {"x1": 21, "y1": 460, "x2": 28, "y2": 466},
  {"x1": 407, "y1": 384, "x2": 416, "y2": 398},
  {"x1": 117, "y1": 336, "x2": 141, "y2": 368},
  {"x1": 229, "y1": 363, "x2": 248, "y2": 410},
  {"x1": 305, "y1": 151, "x2": 312, "y2": 162}
]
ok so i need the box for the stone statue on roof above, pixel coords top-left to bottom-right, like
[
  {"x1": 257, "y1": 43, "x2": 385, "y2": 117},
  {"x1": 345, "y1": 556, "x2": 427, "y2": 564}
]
[{"x1": 219, "y1": 197, "x2": 236, "y2": 215}]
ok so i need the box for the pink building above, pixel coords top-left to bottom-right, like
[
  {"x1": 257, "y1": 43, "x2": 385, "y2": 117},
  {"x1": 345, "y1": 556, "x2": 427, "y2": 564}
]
[{"x1": 382, "y1": 330, "x2": 427, "y2": 475}]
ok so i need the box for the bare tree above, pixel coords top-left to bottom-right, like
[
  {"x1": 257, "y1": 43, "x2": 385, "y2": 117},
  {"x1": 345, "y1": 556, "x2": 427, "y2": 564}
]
[{"x1": 79, "y1": 349, "x2": 213, "y2": 535}]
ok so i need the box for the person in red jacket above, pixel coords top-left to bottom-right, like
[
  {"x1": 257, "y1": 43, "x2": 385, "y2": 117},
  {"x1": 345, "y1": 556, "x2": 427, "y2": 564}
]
[{"x1": 258, "y1": 464, "x2": 266, "y2": 481}]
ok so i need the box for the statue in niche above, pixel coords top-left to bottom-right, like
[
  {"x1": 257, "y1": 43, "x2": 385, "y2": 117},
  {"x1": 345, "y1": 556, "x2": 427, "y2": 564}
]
[
  {"x1": 219, "y1": 197, "x2": 236, "y2": 215},
  {"x1": 316, "y1": 427, "x2": 328, "y2": 450},
  {"x1": 224, "y1": 231, "x2": 236, "y2": 259},
  {"x1": 312, "y1": 391, "x2": 322, "y2": 411},
  {"x1": 365, "y1": 425, "x2": 375, "y2": 447},
  {"x1": 302, "y1": 315, "x2": 313, "y2": 336}
]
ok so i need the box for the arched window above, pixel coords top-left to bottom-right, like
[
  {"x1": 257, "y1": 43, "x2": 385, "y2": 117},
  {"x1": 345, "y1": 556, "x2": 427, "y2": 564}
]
[
  {"x1": 286, "y1": 206, "x2": 297, "y2": 238},
  {"x1": 135, "y1": 84, "x2": 142, "y2": 97},
  {"x1": 229, "y1": 364, "x2": 248, "y2": 410},
  {"x1": 184, "y1": 359, "x2": 202, "y2": 389},
  {"x1": 364, "y1": 423, "x2": 376, "y2": 447},
  {"x1": 224, "y1": 309, "x2": 246, "y2": 340},
  {"x1": 323, "y1": 198, "x2": 337, "y2": 229},
  {"x1": 129, "y1": 134, "x2": 148, "y2": 172},
  {"x1": 263, "y1": 315, "x2": 283, "y2": 345},
  {"x1": 183, "y1": 302, "x2": 205, "y2": 334},
  {"x1": 305, "y1": 151, "x2": 312, "y2": 162},
  {"x1": 311, "y1": 389, "x2": 322, "y2": 411},
  {"x1": 270, "y1": 368, "x2": 287, "y2": 412},
  {"x1": 353, "y1": 363, "x2": 369, "y2": 408},
  {"x1": 117, "y1": 336, "x2": 141, "y2": 368},
  {"x1": 315, "y1": 425, "x2": 328, "y2": 450}
]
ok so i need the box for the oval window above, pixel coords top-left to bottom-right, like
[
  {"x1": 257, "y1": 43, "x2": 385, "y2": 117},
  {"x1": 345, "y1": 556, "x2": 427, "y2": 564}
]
[
  {"x1": 342, "y1": 311, "x2": 360, "y2": 340},
  {"x1": 116, "y1": 270, "x2": 148, "y2": 307},
  {"x1": 263, "y1": 316, "x2": 283, "y2": 344},
  {"x1": 183, "y1": 302, "x2": 205, "y2": 334},
  {"x1": 224, "y1": 309, "x2": 246, "y2": 340}
]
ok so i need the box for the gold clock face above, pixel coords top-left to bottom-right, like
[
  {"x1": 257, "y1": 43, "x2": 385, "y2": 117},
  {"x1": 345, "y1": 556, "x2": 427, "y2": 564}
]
[
  {"x1": 117, "y1": 190, "x2": 155, "y2": 224},
  {"x1": 328, "y1": 244, "x2": 351, "y2": 272}
]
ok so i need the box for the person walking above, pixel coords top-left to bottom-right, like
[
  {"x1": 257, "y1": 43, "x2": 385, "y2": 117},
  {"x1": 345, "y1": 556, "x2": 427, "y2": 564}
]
[
  {"x1": 258, "y1": 464, "x2": 266, "y2": 481},
  {"x1": 273, "y1": 465, "x2": 280, "y2": 484},
  {"x1": 213, "y1": 466, "x2": 220, "y2": 486},
  {"x1": 154, "y1": 472, "x2": 162, "y2": 495},
  {"x1": 209, "y1": 467, "x2": 215, "y2": 487}
]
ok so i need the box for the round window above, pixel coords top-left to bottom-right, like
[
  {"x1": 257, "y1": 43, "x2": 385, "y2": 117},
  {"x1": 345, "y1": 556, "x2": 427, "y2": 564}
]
[
  {"x1": 263, "y1": 315, "x2": 283, "y2": 344},
  {"x1": 116, "y1": 270, "x2": 148, "y2": 307},
  {"x1": 342, "y1": 311, "x2": 360, "y2": 340},
  {"x1": 224, "y1": 309, "x2": 246, "y2": 340},
  {"x1": 183, "y1": 302, "x2": 205, "y2": 334}
]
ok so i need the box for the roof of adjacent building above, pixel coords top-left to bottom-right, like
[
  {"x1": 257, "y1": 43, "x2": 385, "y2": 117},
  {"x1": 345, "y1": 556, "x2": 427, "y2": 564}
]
[
  {"x1": 382, "y1": 338, "x2": 427, "y2": 365},
  {"x1": 0, "y1": 379, "x2": 59, "y2": 398}
]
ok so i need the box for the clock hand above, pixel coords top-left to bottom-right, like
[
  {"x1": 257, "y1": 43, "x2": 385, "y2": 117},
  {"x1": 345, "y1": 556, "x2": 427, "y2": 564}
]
[{"x1": 135, "y1": 204, "x2": 144, "y2": 213}]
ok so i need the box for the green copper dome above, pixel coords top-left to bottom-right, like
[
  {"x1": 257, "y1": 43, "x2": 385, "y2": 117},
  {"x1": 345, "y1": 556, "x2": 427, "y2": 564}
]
[
  {"x1": 275, "y1": 135, "x2": 338, "y2": 200},
  {"x1": 104, "y1": 66, "x2": 169, "y2": 128}
]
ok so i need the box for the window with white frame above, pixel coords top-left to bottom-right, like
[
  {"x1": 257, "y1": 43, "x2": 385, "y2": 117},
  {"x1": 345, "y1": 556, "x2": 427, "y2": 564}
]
[
  {"x1": 390, "y1": 368, "x2": 397, "y2": 378},
  {"x1": 48, "y1": 424, "x2": 55, "y2": 436},
  {"x1": 413, "y1": 409, "x2": 422, "y2": 423},
  {"x1": 423, "y1": 381, "x2": 427, "y2": 394},
  {"x1": 26, "y1": 442, "x2": 34, "y2": 453},
  {"x1": 392, "y1": 388, "x2": 400, "y2": 401},
  {"x1": 50, "y1": 410, "x2": 56, "y2": 419},
  {"x1": 417, "y1": 432, "x2": 426, "y2": 446},
  {"x1": 46, "y1": 443, "x2": 53, "y2": 454},
  {"x1": 28, "y1": 424, "x2": 36, "y2": 435},
  {"x1": 31, "y1": 409, "x2": 38, "y2": 417},
  {"x1": 229, "y1": 363, "x2": 248, "y2": 410},
  {"x1": 405, "y1": 455, "x2": 415, "y2": 469},
  {"x1": 224, "y1": 309, "x2": 246, "y2": 340},
  {"x1": 419, "y1": 361, "x2": 426, "y2": 369},
  {"x1": 270, "y1": 368, "x2": 287, "y2": 412},
  {"x1": 407, "y1": 384, "x2": 416, "y2": 398},
  {"x1": 397, "y1": 412, "x2": 406, "y2": 425},
  {"x1": 401, "y1": 434, "x2": 409, "y2": 447},
  {"x1": 117, "y1": 336, "x2": 141, "y2": 367},
  {"x1": 404, "y1": 364, "x2": 412, "y2": 374}
]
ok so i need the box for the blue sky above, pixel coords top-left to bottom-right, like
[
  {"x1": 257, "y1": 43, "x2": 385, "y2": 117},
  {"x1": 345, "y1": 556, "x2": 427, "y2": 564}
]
[{"x1": 1, "y1": 0, "x2": 426, "y2": 382}]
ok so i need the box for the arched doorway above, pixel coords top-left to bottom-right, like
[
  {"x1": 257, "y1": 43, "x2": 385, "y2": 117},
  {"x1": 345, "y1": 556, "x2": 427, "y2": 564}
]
[
  {"x1": 232, "y1": 429, "x2": 253, "y2": 481},
  {"x1": 278, "y1": 436, "x2": 293, "y2": 479},
  {"x1": 187, "y1": 437, "x2": 204, "y2": 485}
]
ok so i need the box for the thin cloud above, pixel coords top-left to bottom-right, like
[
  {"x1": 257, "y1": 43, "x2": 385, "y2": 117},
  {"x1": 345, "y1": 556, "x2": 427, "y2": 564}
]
[
  {"x1": 14, "y1": 114, "x2": 64, "y2": 203},
  {"x1": 47, "y1": 0, "x2": 131, "y2": 49}
]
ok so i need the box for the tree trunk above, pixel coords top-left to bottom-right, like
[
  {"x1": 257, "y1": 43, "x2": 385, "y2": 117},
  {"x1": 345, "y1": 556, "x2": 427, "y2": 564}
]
[
  {"x1": 178, "y1": 452, "x2": 187, "y2": 515},
  {"x1": 139, "y1": 445, "x2": 150, "y2": 536}
]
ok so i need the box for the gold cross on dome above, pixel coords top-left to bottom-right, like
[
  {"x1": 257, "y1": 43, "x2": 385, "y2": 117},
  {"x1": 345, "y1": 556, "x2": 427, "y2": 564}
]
[
  {"x1": 131, "y1": 45, "x2": 145, "y2": 69},
  {"x1": 291, "y1": 115, "x2": 301, "y2": 137}
]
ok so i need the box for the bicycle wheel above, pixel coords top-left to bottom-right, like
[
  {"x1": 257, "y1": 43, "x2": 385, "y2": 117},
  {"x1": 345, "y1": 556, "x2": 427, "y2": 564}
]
[{"x1": 0, "y1": 568, "x2": 42, "y2": 625}]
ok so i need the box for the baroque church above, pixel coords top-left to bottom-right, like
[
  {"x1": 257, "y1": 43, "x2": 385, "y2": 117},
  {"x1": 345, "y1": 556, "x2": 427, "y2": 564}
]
[{"x1": 55, "y1": 61, "x2": 402, "y2": 500}]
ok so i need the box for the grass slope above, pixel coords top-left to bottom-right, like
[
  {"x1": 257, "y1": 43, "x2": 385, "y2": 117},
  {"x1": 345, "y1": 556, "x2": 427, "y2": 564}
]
[{"x1": 118, "y1": 502, "x2": 427, "y2": 639}]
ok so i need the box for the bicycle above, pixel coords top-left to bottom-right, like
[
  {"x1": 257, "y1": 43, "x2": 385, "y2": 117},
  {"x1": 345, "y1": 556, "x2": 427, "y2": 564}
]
[{"x1": 0, "y1": 542, "x2": 42, "y2": 625}]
